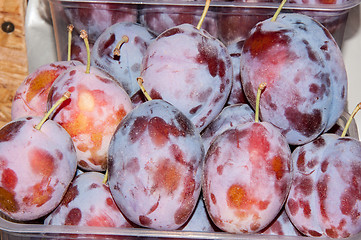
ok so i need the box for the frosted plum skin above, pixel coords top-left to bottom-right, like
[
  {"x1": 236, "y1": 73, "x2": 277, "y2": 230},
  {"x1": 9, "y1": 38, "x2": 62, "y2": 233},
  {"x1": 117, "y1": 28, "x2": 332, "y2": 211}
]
[
  {"x1": 0, "y1": 117, "x2": 77, "y2": 221},
  {"x1": 203, "y1": 122, "x2": 292, "y2": 233},
  {"x1": 240, "y1": 13, "x2": 347, "y2": 145},
  {"x1": 11, "y1": 61, "x2": 81, "y2": 120},
  {"x1": 108, "y1": 100, "x2": 204, "y2": 230},
  {"x1": 201, "y1": 103, "x2": 254, "y2": 152},
  {"x1": 286, "y1": 134, "x2": 361, "y2": 238},
  {"x1": 44, "y1": 172, "x2": 134, "y2": 228},
  {"x1": 47, "y1": 65, "x2": 133, "y2": 171},
  {"x1": 91, "y1": 22, "x2": 155, "y2": 97},
  {"x1": 140, "y1": 24, "x2": 233, "y2": 131}
]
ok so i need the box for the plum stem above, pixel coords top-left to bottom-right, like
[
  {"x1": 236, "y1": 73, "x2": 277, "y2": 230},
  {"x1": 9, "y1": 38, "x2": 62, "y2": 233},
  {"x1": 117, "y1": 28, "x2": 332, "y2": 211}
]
[
  {"x1": 341, "y1": 102, "x2": 361, "y2": 137},
  {"x1": 103, "y1": 169, "x2": 108, "y2": 184},
  {"x1": 67, "y1": 24, "x2": 74, "y2": 61},
  {"x1": 113, "y1": 35, "x2": 129, "y2": 57},
  {"x1": 271, "y1": 0, "x2": 287, "y2": 22},
  {"x1": 34, "y1": 91, "x2": 71, "y2": 130},
  {"x1": 137, "y1": 77, "x2": 152, "y2": 101},
  {"x1": 80, "y1": 30, "x2": 91, "y2": 74},
  {"x1": 196, "y1": 0, "x2": 211, "y2": 30},
  {"x1": 255, "y1": 82, "x2": 267, "y2": 123}
]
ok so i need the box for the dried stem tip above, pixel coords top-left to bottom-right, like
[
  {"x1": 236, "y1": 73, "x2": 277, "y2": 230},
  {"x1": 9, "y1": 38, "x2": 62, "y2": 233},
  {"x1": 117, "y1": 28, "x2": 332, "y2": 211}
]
[
  {"x1": 137, "y1": 77, "x2": 152, "y2": 101},
  {"x1": 80, "y1": 30, "x2": 91, "y2": 74},
  {"x1": 341, "y1": 102, "x2": 361, "y2": 138},
  {"x1": 255, "y1": 82, "x2": 267, "y2": 123},
  {"x1": 113, "y1": 35, "x2": 129, "y2": 57}
]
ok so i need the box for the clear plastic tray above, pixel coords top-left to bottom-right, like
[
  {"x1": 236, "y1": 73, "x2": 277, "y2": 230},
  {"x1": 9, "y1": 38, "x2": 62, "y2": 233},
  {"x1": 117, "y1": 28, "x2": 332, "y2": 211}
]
[{"x1": 2, "y1": 0, "x2": 360, "y2": 239}]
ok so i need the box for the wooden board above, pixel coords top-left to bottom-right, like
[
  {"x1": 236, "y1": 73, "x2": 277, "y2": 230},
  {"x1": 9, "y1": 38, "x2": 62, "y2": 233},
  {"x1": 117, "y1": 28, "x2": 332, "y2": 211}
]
[{"x1": 0, "y1": 0, "x2": 28, "y2": 127}]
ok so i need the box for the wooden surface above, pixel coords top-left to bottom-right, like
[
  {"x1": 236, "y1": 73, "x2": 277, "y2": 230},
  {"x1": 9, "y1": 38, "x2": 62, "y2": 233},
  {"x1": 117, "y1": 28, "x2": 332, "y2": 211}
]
[{"x1": 0, "y1": 0, "x2": 28, "y2": 127}]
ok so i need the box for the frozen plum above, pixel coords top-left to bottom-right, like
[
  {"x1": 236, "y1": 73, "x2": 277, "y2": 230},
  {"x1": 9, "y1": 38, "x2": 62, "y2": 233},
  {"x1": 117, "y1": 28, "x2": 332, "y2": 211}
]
[
  {"x1": 108, "y1": 99, "x2": 204, "y2": 230},
  {"x1": 240, "y1": 13, "x2": 347, "y2": 145},
  {"x1": 139, "y1": 5, "x2": 218, "y2": 37},
  {"x1": 44, "y1": 172, "x2": 134, "y2": 228},
  {"x1": 203, "y1": 94, "x2": 292, "y2": 234},
  {"x1": 286, "y1": 133, "x2": 361, "y2": 238},
  {"x1": 201, "y1": 103, "x2": 254, "y2": 152},
  {"x1": 140, "y1": 24, "x2": 232, "y2": 131},
  {"x1": 47, "y1": 64, "x2": 133, "y2": 171},
  {"x1": 226, "y1": 40, "x2": 248, "y2": 105},
  {"x1": 11, "y1": 60, "x2": 81, "y2": 120},
  {"x1": 91, "y1": 22, "x2": 155, "y2": 97},
  {"x1": 0, "y1": 116, "x2": 77, "y2": 221}
]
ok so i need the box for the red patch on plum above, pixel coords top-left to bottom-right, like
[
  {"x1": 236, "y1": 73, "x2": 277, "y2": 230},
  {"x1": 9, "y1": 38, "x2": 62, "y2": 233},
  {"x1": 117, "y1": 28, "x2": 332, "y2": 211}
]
[
  {"x1": 129, "y1": 116, "x2": 148, "y2": 143},
  {"x1": 61, "y1": 184, "x2": 79, "y2": 207},
  {"x1": 0, "y1": 121, "x2": 25, "y2": 142},
  {"x1": 285, "y1": 107, "x2": 322, "y2": 138},
  {"x1": 139, "y1": 215, "x2": 152, "y2": 226},
  {"x1": 65, "y1": 208, "x2": 82, "y2": 225},
  {"x1": 1, "y1": 168, "x2": 18, "y2": 190}
]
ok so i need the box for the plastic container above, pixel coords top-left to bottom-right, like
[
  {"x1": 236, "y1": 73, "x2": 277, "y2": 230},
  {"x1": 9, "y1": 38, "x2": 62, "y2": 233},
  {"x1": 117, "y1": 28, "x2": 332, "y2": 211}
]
[
  {"x1": 1, "y1": 0, "x2": 360, "y2": 239},
  {"x1": 49, "y1": 0, "x2": 360, "y2": 63}
]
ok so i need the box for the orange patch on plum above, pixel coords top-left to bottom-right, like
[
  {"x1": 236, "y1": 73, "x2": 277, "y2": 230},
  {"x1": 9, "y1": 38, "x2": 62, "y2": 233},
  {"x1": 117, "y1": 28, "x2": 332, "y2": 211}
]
[
  {"x1": 271, "y1": 156, "x2": 284, "y2": 180},
  {"x1": 0, "y1": 187, "x2": 19, "y2": 213},
  {"x1": 1, "y1": 168, "x2": 18, "y2": 190},
  {"x1": 28, "y1": 148, "x2": 55, "y2": 177},
  {"x1": 227, "y1": 184, "x2": 253, "y2": 209},
  {"x1": 26, "y1": 70, "x2": 58, "y2": 102},
  {"x1": 153, "y1": 159, "x2": 181, "y2": 194},
  {"x1": 23, "y1": 181, "x2": 55, "y2": 207}
]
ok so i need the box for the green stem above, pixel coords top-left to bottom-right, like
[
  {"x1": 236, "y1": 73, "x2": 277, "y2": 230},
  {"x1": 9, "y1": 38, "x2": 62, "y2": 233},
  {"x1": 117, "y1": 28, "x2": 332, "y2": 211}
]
[
  {"x1": 271, "y1": 0, "x2": 287, "y2": 22},
  {"x1": 341, "y1": 102, "x2": 361, "y2": 137},
  {"x1": 196, "y1": 0, "x2": 211, "y2": 30},
  {"x1": 255, "y1": 83, "x2": 267, "y2": 123},
  {"x1": 67, "y1": 24, "x2": 74, "y2": 62},
  {"x1": 35, "y1": 91, "x2": 71, "y2": 130}
]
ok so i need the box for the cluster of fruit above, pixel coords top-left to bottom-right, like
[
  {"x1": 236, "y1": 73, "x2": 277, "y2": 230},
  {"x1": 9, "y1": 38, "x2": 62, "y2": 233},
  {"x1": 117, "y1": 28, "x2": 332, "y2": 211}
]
[{"x1": 0, "y1": 0, "x2": 360, "y2": 239}]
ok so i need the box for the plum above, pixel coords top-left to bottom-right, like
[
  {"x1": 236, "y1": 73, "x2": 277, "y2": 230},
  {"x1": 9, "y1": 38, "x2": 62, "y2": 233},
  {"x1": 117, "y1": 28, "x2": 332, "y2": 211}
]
[
  {"x1": 201, "y1": 103, "x2": 255, "y2": 152},
  {"x1": 139, "y1": 5, "x2": 218, "y2": 37},
  {"x1": 240, "y1": 13, "x2": 347, "y2": 145},
  {"x1": 203, "y1": 84, "x2": 292, "y2": 233},
  {"x1": 44, "y1": 171, "x2": 134, "y2": 228},
  {"x1": 140, "y1": 23, "x2": 233, "y2": 131},
  {"x1": 226, "y1": 40, "x2": 248, "y2": 105},
  {"x1": 108, "y1": 99, "x2": 204, "y2": 230},
  {"x1": 47, "y1": 31, "x2": 133, "y2": 172},
  {"x1": 47, "y1": 64, "x2": 133, "y2": 172},
  {"x1": 203, "y1": 120, "x2": 293, "y2": 233},
  {"x1": 286, "y1": 132, "x2": 361, "y2": 238},
  {"x1": 0, "y1": 114, "x2": 77, "y2": 221},
  {"x1": 11, "y1": 60, "x2": 81, "y2": 120},
  {"x1": 91, "y1": 22, "x2": 156, "y2": 97}
]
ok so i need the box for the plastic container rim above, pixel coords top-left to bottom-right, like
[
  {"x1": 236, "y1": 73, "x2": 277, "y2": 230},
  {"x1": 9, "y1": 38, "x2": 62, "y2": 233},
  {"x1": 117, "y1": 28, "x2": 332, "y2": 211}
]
[{"x1": 48, "y1": 0, "x2": 361, "y2": 12}]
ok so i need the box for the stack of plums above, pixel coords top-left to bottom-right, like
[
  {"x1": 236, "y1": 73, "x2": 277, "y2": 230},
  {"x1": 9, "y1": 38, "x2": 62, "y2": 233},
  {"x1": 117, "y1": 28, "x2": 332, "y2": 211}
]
[{"x1": 0, "y1": 0, "x2": 360, "y2": 239}]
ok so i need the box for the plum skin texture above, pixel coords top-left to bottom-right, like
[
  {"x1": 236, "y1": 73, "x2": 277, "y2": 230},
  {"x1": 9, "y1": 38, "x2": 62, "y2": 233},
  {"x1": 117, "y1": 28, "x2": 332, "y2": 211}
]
[
  {"x1": 108, "y1": 99, "x2": 204, "y2": 230},
  {"x1": 240, "y1": 13, "x2": 347, "y2": 145}
]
